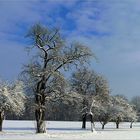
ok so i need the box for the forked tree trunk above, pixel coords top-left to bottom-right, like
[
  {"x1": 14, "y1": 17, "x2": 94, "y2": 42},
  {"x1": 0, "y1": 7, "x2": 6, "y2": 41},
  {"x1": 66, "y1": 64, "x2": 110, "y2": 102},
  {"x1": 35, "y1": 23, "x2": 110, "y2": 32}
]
[
  {"x1": 116, "y1": 117, "x2": 120, "y2": 129},
  {"x1": 0, "y1": 110, "x2": 4, "y2": 131},
  {"x1": 82, "y1": 113, "x2": 87, "y2": 129},
  {"x1": 102, "y1": 123, "x2": 105, "y2": 129}
]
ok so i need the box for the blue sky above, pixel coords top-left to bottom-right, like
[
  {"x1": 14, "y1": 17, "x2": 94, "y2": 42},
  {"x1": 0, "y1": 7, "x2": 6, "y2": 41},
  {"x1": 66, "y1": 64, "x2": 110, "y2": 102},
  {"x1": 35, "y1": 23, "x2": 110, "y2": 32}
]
[{"x1": 0, "y1": 0, "x2": 140, "y2": 98}]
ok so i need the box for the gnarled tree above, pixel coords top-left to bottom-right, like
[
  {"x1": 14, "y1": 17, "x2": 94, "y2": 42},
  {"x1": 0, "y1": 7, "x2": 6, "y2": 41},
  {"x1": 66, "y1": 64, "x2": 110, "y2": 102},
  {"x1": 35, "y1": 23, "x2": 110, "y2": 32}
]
[{"x1": 23, "y1": 24, "x2": 93, "y2": 133}]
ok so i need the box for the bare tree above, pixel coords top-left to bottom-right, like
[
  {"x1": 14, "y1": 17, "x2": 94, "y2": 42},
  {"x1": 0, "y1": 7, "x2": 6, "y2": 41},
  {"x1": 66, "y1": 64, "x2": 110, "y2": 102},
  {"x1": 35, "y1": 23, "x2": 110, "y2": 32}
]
[
  {"x1": 23, "y1": 24, "x2": 93, "y2": 133},
  {"x1": 0, "y1": 80, "x2": 25, "y2": 131}
]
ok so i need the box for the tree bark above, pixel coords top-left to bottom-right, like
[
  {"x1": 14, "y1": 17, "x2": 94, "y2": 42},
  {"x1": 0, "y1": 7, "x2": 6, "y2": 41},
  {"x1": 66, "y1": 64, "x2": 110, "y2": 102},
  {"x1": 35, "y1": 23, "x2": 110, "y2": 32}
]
[
  {"x1": 0, "y1": 111, "x2": 4, "y2": 131},
  {"x1": 82, "y1": 113, "x2": 87, "y2": 129},
  {"x1": 35, "y1": 78, "x2": 46, "y2": 133},
  {"x1": 35, "y1": 108, "x2": 46, "y2": 133}
]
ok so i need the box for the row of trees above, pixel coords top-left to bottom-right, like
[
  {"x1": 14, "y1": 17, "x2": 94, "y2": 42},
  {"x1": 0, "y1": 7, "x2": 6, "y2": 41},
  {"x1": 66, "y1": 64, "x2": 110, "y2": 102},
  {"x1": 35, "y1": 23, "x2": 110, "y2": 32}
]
[
  {"x1": 0, "y1": 24, "x2": 139, "y2": 133},
  {"x1": 0, "y1": 69, "x2": 138, "y2": 132},
  {"x1": 0, "y1": 74, "x2": 139, "y2": 130}
]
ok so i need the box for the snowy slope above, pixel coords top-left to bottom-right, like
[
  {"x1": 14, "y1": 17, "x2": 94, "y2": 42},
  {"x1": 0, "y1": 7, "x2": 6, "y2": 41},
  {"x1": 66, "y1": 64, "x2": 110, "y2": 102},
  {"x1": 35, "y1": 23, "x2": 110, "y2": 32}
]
[{"x1": 0, "y1": 121, "x2": 140, "y2": 140}]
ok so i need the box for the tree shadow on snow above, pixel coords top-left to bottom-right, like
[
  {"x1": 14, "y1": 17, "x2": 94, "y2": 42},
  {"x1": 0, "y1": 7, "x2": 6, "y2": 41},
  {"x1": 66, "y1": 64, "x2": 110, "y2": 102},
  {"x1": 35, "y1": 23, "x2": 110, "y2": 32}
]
[
  {"x1": 3, "y1": 127, "x2": 35, "y2": 131},
  {"x1": 47, "y1": 127, "x2": 91, "y2": 131},
  {"x1": 96, "y1": 128, "x2": 140, "y2": 132}
]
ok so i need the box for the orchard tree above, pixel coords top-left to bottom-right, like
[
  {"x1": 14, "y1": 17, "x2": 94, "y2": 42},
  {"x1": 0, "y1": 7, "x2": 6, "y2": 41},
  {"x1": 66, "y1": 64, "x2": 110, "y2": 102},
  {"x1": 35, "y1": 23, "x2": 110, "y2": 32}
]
[
  {"x1": 23, "y1": 24, "x2": 93, "y2": 133},
  {"x1": 124, "y1": 104, "x2": 138, "y2": 128},
  {"x1": 0, "y1": 80, "x2": 25, "y2": 131},
  {"x1": 97, "y1": 99, "x2": 114, "y2": 129},
  {"x1": 96, "y1": 95, "x2": 137, "y2": 129},
  {"x1": 131, "y1": 96, "x2": 140, "y2": 121},
  {"x1": 111, "y1": 96, "x2": 137, "y2": 129},
  {"x1": 70, "y1": 68, "x2": 109, "y2": 130},
  {"x1": 111, "y1": 96, "x2": 126, "y2": 129}
]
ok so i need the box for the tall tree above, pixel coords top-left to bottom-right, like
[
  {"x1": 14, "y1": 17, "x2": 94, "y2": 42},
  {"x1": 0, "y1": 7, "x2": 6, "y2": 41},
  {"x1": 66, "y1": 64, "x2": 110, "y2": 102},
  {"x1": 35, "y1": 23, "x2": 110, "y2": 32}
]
[
  {"x1": 0, "y1": 80, "x2": 25, "y2": 131},
  {"x1": 23, "y1": 24, "x2": 93, "y2": 133}
]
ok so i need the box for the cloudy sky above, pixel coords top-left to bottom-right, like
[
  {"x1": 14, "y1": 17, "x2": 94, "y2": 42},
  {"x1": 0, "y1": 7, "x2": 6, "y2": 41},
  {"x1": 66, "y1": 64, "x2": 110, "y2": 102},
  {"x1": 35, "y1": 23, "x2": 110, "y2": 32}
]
[{"x1": 0, "y1": 0, "x2": 140, "y2": 98}]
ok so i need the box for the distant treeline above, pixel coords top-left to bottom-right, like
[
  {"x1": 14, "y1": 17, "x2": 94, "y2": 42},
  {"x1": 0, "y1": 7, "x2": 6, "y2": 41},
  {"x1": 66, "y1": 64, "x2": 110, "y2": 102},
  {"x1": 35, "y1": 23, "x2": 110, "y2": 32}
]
[{"x1": 6, "y1": 96, "x2": 140, "y2": 122}]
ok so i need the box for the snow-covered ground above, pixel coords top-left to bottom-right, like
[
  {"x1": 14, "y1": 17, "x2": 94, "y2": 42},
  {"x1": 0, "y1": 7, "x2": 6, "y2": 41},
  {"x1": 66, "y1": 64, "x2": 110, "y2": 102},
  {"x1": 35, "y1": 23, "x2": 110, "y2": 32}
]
[{"x1": 0, "y1": 121, "x2": 140, "y2": 140}]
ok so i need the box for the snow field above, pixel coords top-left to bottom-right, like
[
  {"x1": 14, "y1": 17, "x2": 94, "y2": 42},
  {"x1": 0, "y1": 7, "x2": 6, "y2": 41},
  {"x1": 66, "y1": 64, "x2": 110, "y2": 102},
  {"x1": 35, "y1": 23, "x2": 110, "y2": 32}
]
[{"x1": 0, "y1": 121, "x2": 140, "y2": 140}]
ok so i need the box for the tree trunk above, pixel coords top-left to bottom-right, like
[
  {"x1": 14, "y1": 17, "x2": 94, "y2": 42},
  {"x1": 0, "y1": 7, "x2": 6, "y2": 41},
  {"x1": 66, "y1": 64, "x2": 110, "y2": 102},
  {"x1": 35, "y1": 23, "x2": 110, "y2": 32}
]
[
  {"x1": 130, "y1": 122, "x2": 133, "y2": 128},
  {"x1": 116, "y1": 122, "x2": 119, "y2": 129},
  {"x1": 0, "y1": 119, "x2": 2, "y2": 132},
  {"x1": 90, "y1": 123, "x2": 93, "y2": 132},
  {"x1": 90, "y1": 113, "x2": 94, "y2": 132},
  {"x1": 102, "y1": 124, "x2": 105, "y2": 129},
  {"x1": 116, "y1": 117, "x2": 120, "y2": 129},
  {"x1": 0, "y1": 110, "x2": 4, "y2": 131},
  {"x1": 35, "y1": 108, "x2": 46, "y2": 133},
  {"x1": 35, "y1": 78, "x2": 46, "y2": 133},
  {"x1": 82, "y1": 113, "x2": 87, "y2": 129}
]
